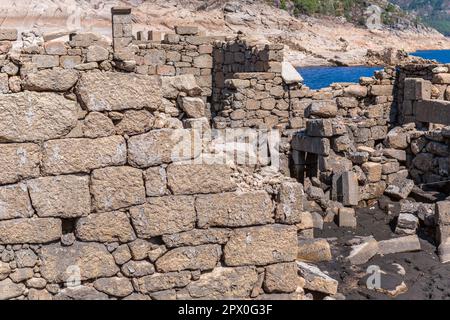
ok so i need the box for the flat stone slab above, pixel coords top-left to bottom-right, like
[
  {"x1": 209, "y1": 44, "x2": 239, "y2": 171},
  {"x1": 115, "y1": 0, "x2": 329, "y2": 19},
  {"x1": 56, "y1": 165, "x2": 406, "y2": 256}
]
[{"x1": 378, "y1": 235, "x2": 421, "y2": 255}]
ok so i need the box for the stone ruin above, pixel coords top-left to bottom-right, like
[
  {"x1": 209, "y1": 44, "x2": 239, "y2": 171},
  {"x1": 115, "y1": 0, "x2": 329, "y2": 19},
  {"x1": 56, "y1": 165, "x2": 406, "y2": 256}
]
[{"x1": 0, "y1": 6, "x2": 449, "y2": 300}]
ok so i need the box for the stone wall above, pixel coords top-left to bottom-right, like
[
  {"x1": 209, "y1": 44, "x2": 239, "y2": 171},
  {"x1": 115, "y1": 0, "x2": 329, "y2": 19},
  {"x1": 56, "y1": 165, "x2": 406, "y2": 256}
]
[{"x1": 0, "y1": 8, "x2": 312, "y2": 300}]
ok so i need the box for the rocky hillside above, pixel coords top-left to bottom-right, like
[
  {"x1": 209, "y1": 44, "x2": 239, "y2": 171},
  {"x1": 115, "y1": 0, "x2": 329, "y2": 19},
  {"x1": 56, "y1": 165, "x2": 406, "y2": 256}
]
[
  {"x1": 391, "y1": 0, "x2": 450, "y2": 35},
  {"x1": 0, "y1": 0, "x2": 449, "y2": 66}
]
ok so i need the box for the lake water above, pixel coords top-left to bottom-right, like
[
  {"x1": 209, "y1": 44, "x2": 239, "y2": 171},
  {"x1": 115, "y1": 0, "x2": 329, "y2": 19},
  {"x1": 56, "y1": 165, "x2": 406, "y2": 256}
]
[
  {"x1": 298, "y1": 50, "x2": 450, "y2": 90},
  {"x1": 410, "y1": 49, "x2": 450, "y2": 64},
  {"x1": 297, "y1": 66, "x2": 382, "y2": 90}
]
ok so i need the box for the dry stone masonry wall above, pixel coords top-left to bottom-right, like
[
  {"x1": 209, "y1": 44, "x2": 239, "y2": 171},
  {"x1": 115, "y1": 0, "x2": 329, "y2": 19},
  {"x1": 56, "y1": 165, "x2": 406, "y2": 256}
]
[
  {"x1": 0, "y1": 7, "x2": 309, "y2": 301},
  {"x1": 1, "y1": 5, "x2": 450, "y2": 300}
]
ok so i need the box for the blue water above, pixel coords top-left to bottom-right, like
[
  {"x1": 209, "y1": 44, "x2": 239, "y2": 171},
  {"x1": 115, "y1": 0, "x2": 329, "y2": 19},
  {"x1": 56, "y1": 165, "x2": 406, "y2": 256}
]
[
  {"x1": 297, "y1": 66, "x2": 382, "y2": 90},
  {"x1": 410, "y1": 49, "x2": 450, "y2": 64}
]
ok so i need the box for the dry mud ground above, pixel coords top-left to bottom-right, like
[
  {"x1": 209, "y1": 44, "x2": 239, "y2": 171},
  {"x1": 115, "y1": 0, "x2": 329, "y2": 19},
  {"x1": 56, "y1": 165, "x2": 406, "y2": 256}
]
[{"x1": 315, "y1": 206, "x2": 450, "y2": 300}]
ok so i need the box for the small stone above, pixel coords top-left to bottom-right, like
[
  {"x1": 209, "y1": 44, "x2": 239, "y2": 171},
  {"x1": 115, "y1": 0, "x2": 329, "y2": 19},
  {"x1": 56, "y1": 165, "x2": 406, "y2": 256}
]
[
  {"x1": 378, "y1": 235, "x2": 421, "y2": 255},
  {"x1": 93, "y1": 277, "x2": 133, "y2": 298},
  {"x1": 346, "y1": 236, "x2": 379, "y2": 265},
  {"x1": 297, "y1": 261, "x2": 338, "y2": 295},
  {"x1": 338, "y1": 208, "x2": 357, "y2": 228},
  {"x1": 297, "y1": 239, "x2": 332, "y2": 262},
  {"x1": 264, "y1": 262, "x2": 298, "y2": 293},
  {"x1": 121, "y1": 260, "x2": 155, "y2": 277},
  {"x1": 395, "y1": 213, "x2": 418, "y2": 235}
]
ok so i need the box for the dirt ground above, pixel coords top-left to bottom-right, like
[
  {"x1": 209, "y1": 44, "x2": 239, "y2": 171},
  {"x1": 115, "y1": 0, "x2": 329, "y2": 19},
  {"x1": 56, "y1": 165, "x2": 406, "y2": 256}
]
[{"x1": 314, "y1": 205, "x2": 450, "y2": 300}]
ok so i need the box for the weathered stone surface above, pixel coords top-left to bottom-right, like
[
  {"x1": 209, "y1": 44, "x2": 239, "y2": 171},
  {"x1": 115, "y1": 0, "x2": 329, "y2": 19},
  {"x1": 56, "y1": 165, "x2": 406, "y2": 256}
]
[
  {"x1": 121, "y1": 260, "x2": 155, "y2": 277},
  {"x1": 196, "y1": 191, "x2": 273, "y2": 228},
  {"x1": 0, "y1": 218, "x2": 61, "y2": 244},
  {"x1": 23, "y1": 69, "x2": 78, "y2": 92},
  {"x1": 115, "y1": 109, "x2": 155, "y2": 136},
  {"x1": 0, "y1": 29, "x2": 17, "y2": 41},
  {"x1": 156, "y1": 244, "x2": 221, "y2": 272},
  {"x1": 361, "y1": 162, "x2": 382, "y2": 182},
  {"x1": 81, "y1": 112, "x2": 115, "y2": 138},
  {"x1": 224, "y1": 225, "x2": 297, "y2": 266},
  {"x1": 93, "y1": 277, "x2": 133, "y2": 298},
  {"x1": 0, "y1": 92, "x2": 78, "y2": 142},
  {"x1": 76, "y1": 72, "x2": 161, "y2": 111},
  {"x1": 395, "y1": 213, "x2": 418, "y2": 235},
  {"x1": 167, "y1": 164, "x2": 236, "y2": 195},
  {"x1": 32, "y1": 55, "x2": 59, "y2": 68},
  {"x1": 264, "y1": 262, "x2": 298, "y2": 293},
  {"x1": 179, "y1": 97, "x2": 206, "y2": 118},
  {"x1": 282, "y1": 61, "x2": 303, "y2": 84},
  {"x1": 91, "y1": 166, "x2": 145, "y2": 212},
  {"x1": 384, "y1": 179, "x2": 414, "y2": 200},
  {"x1": 436, "y1": 201, "x2": 450, "y2": 225},
  {"x1": 338, "y1": 208, "x2": 357, "y2": 228},
  {"x1": 54, "y1": 286, "x2": 109, "y2": 300},
  {"x1": 0, "y1": 183, "x2": 33, "y2": 220},
  {"x1": 344, "y1": 84, "x2": 367, "y2": 97},
  {"x1": 292, "y1": 135, "x2": 330, "y2": 156},
  {"x1": 39, "y1": 242, "x2": 119, "y2": 283},
  {"x1": 128, "y1": 129, "x2": 201, "y2": 167},
  {"x1": 9, "y1": 267, "x2": 33, "y2": 282},
  {"x1": 333, "y1": 171, "x2": 359, "y2": 206},
  {"x1": 378, "y1": 235, "x2": 421, "y2": 255},
  {"x1": 130, "y1": 196, "x2": 196, "y2": 237},
  {"x1": 307, "y1": 100, "x2": 338, "y2": 118},
  {"x1": 0, "y1": 262, "x2": 11, "y2": 280},
  {"x1": 144, "y1": 166, "x2": 168, "y2": 197},
  {"x1": 183, "y1": 267, "x2": 257, "y2": 299},
  {"x1": 162, "y1": 74, "x2": 202, "y2": 98},
  {"x1": 415, "y1": 100, "x2": 450, "y2": 125},
  {"x1": 275, "y1": 181, "x2": 304, "y2": 224},
  {"x1": 306, "y1": 119, "x2": 334, "y2": 137},
  {"x1": 137, "y1": 271, "x2": 192, "y2": 293},
  {"x1": 42, "y1": 136, "x2": 126, "y2": 175},
  {"x1": 27, "y1": 175, "x2": 90, "y2": 218},
  {"x1": 346, "y1": 236, "x2": 379, "y2": 265},
  {"x1": 297, "y1": 239, "x2": 332, "y2": 262},
  {"x1": 438, "y1": 239, "x2": 450, "y2": 263},
  {"x1": 162, "y1": 228, "x2": 232, "y2": 248},
  {"x1": 86, "y1": 45, "x2": 109, "y2": 62},
  {"x1": 0, "y1": 278, "x2": 25, "y2": 300},
  {"x1": 76, "y1": 211, "x2": 136, "y2": 243},
  {"x1": 113, "y1": 245, "x2": 132, "y2": 265},
  {"x1": 297, "y1": 261, "x2": 338, "y2": 295}
]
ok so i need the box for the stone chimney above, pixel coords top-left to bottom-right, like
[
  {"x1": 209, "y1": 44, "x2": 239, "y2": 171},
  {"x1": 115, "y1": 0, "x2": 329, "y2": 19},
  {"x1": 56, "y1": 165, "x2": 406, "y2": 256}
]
[{"x1": 111, "y1": 7, "x2": 132, "y2": 51}]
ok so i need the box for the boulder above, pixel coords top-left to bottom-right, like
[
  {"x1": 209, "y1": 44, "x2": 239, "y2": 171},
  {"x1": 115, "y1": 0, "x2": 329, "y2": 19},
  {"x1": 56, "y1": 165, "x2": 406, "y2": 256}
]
[
  {"x1": 224, "y1": 224, "x2": 297, "y2": 266},
  {"x1": 76, "y1": 72, "x2": 161, "y2": 111},
  {"x1": 281, "y1": 61, "x2": 303, "y2": 84},
  {"x1": 297, "y1": 261, "x2": 338, "y2": 295},
  {"x1": 23, "y1": 69, "x2": 78, "y2": 92},
  {"x1": 0, "y1": 92, "x2": 78, "y2": 142},
  {"x1": 346, "y1": 236, "x2": 379, "y2": 265},
  {"x1": 378, "y1": 235, "x2": 421, "y2": 255}
]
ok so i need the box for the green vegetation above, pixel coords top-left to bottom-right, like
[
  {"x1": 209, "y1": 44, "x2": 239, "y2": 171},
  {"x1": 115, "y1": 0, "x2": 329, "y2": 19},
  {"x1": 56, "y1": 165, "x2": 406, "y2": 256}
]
[
  {"x1": 274, "y1": 0, "x2": 427, "y2": 29},
  {"x1": 390, "y1": 0, "x2": 450, "y2": 35}
]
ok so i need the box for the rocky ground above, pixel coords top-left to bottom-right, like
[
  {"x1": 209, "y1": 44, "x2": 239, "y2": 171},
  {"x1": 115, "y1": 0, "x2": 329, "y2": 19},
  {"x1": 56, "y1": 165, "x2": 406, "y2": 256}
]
[
  {"x1": 0, "y1": 0, "x2": 449, "y2": 66},
  {"x1": 314, "y1": 203, "x2": 450, "y2": 300}
]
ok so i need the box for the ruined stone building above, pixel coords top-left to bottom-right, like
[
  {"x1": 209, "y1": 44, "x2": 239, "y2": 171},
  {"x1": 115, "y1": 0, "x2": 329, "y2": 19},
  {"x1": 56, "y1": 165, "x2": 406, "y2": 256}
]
[{"x1": 0, "y1": 7, "x2": 449, "y2": 300}]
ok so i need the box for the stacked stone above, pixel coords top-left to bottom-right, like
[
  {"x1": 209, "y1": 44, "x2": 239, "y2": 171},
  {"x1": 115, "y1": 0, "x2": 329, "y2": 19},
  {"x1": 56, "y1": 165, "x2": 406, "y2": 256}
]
[
  {"x1": 111, "y1": 7, "x2": 133, "y2": 51},
  {"x1": 0, "y1": 48, "x2": 311, "y2": 299},
  {"x1": 0, "y1": 28, "x2": 18, "y2": 94},
  {"x1": 0, "y1": 28, "x2": 16, "y2": 55},
  {"x1": 407, "y1": 127, "x2": 450, "y2": 185},
  {"x1": 212, "y1": 39, "x2": 284, "y2": 113},
  {"x1": 290, "y1": 67, "x2": 412, "y2": 222},
  {"x1": 213, "y1": 72, "x2": 289, "y2": 129},
  {"x1": 133, "y1": 26, "x2": 215, "y2": 98}
]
